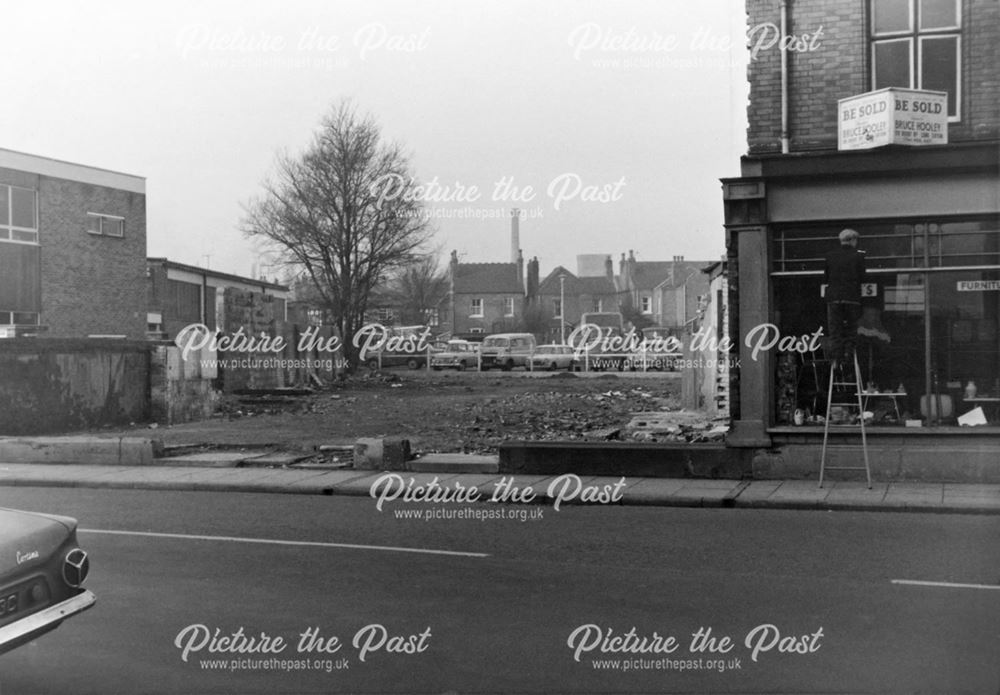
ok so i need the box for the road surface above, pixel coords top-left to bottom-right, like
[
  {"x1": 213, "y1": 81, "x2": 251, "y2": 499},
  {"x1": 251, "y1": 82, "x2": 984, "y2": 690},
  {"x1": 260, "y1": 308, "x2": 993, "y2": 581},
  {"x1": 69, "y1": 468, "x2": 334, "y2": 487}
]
[{"x1": 1, "y1": 486, "x2": 998, "y2": 694}]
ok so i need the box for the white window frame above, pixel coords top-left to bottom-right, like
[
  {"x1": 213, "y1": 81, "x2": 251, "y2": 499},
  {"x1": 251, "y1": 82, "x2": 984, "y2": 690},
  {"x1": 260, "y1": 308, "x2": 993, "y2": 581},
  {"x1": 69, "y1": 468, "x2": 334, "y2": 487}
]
[
  {"x1": 87, "y1": 212, "x2": 125, "y2": 238},
  {"x1": 0, "y1": 310, "x2": 40, "y2": 326},
  {"x1": 470, "y1": 298, "x2": 484, "y2": 317},
  {"x1": 0, "y1": 185, "x2": 39, "y2": 245},
  {"x1": 553, "y1": 298, "x2": 562, "y2": 319},
  {"x1": 870, "y1": 0, "x2": 962, "y2": 121},
  {"x1": 503, "y1": 297, "x2": 515, "y2": 317},
  {"x1": 641, "y1": 295, "x2": 652, "y2": 314}
]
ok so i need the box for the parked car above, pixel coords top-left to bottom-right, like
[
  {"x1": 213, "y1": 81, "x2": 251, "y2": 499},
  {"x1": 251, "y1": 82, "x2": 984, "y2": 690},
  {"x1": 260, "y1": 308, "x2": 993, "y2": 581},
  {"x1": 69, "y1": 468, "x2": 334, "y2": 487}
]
[
  {"x1": 431, "y1": 340, "x2": 479, "y2": 371},
  {"x1": 365, "y1": 350, "x2": 429, "y2": 370},
  {"x1": 0, "y1": 508, "x2": 96, "y2": 655},
  {"x1": 530, "y1": 344, "x2": 578, "y2": 371},
  {"x1": 479, "y1": 333, "x2": 536, "y2": 371},
  {"x1": 361, "y1": 324, "x2": 434, "y2": 370}
]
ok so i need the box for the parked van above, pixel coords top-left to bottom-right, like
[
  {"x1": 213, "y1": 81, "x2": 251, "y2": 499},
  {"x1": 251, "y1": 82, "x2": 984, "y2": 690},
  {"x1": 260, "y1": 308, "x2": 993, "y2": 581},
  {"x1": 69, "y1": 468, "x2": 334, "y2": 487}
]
[{"x1": 479, "y1": 333, "x2": 536, "y2": 371}]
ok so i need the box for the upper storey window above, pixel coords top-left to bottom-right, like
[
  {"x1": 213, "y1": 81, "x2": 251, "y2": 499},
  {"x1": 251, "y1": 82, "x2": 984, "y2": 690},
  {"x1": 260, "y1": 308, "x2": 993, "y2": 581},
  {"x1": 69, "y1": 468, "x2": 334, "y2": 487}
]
[{"x1": 872, "y1": 0, "x2": 961, "y2": 119}]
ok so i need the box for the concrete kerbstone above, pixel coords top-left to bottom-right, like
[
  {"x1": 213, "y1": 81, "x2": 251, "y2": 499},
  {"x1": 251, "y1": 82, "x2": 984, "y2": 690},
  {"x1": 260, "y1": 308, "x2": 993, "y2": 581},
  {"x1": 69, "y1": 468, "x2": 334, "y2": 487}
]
[{"x1": 0, "y1": 436, "x2": 160, "y2": 465}]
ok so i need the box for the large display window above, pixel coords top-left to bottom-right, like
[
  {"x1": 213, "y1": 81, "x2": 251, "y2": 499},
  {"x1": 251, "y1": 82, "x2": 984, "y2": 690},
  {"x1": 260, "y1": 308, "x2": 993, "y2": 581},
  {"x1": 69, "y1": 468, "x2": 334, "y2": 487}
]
[{"x1": 771, "y1": 218, "x2": 1000, "y2": 427}]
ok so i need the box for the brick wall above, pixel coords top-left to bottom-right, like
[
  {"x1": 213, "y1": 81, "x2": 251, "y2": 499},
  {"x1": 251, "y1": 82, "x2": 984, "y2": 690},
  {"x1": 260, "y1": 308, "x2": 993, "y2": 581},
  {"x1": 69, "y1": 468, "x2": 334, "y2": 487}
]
[
  {"x1": 746, "y1": 0, "x2": 1000, "y2": 153},
  {"x1": 39, "y1": 177, "x2": 147, "y2": 338},
  {"x1": 449, "y1": 293, "x2": 521, "y2": 335}
]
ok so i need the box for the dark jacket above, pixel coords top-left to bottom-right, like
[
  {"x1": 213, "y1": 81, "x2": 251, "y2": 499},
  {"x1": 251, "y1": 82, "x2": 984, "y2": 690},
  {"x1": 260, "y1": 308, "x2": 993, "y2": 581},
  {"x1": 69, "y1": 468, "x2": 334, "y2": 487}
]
[{"x1": 824, "y1": 246, "x2": 866, "y2": 303}]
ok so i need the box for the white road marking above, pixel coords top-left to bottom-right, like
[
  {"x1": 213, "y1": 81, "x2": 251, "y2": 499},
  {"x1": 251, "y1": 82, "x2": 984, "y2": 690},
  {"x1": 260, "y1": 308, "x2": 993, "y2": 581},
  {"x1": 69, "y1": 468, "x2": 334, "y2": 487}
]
[
  {"x1": 81, "y1": 528, "x2": 489, "y2": 558},
  {"x1": 891, "y1": 579, "x2": 1000, "y2": 591}
]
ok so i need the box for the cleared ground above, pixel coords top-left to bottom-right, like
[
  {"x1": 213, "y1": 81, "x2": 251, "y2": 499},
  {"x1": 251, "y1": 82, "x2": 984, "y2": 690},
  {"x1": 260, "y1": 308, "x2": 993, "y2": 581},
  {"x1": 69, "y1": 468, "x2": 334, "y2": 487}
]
[{"x1": 104, "y1": 370, "x2": 687, "y2": 454}]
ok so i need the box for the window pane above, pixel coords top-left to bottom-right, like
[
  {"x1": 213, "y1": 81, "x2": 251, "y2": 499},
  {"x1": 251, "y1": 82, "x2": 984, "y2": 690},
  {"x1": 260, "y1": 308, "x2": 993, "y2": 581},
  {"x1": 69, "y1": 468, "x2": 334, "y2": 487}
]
[
  {"x1": 920, "y1": 36, "x2": 958, "y2": 116},
  {"x1": 12, "y1": 312, "x2": 38, "y2": 325},
  {"x1": 873, "y1": 0, "x2": 912, "y2": 33},
  {"x1": 11, "y1": 230, "x2": 37, "y2": 243},
  {"x1": 919, "y1": 0, "x2": 957, "y2": 29},
  {"x1": 103, "y1": 217, "x2": 124, "y2": 237},
  {"x1": 0, "y1": 187, "x2": 8, "y2": 226},
  {"x1": 874, "y1": 39, "x2": 912, "y2": 89},
  {"x1": 10, "y1": 188, "x2": 35, "y2": 228}
]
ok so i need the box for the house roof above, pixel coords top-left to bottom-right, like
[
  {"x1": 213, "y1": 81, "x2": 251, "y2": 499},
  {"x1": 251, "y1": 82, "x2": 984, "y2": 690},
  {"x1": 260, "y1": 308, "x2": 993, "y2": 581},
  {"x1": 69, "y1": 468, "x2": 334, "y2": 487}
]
[
  {"x1": 627, "y1": 260, "x2": 715, "y2": 291},
  {"x1": 651, "y1": 261, "x2": 715, "y2": 290},
  {"x1": 629, "y1": 262, "x2": 676, "y2": 291},
  {"x1": 453, "y1": 262, "x2": 523, "y2": 294},
  {"x1": 538, "y1": 267, "x2": 617, "y2": 296}
]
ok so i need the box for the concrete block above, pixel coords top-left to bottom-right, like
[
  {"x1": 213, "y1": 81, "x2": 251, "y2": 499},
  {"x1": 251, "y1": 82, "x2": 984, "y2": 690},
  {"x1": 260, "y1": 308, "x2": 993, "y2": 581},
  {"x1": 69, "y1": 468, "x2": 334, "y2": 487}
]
[
  {"x1": 354, "y1": 437, "x2": 410, "y2": 471},
  {"x1": 408, "y1": 453, "x2": 499, "y2": 474}
]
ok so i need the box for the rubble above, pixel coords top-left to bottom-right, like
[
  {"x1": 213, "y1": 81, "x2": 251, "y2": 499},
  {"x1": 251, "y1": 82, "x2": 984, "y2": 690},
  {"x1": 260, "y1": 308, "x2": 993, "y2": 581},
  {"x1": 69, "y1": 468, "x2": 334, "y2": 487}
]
[{"x1": 199, "y1": 373, "x2": 726, "y2": 454}]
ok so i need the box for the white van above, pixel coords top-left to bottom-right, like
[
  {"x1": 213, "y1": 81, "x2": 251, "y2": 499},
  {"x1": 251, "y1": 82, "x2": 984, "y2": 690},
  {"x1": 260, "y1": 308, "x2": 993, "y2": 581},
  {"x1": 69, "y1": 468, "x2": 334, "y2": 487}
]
[{"x1": 479, "y1": 333, "x2": 536, "y2": 371}]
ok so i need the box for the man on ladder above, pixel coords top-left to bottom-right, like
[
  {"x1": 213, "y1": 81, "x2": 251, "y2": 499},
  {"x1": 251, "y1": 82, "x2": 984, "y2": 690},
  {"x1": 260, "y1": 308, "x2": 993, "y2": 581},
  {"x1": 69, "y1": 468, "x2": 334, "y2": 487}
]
[{"x1": 820, "y1": 228, "x2": 872, "y2": 488}]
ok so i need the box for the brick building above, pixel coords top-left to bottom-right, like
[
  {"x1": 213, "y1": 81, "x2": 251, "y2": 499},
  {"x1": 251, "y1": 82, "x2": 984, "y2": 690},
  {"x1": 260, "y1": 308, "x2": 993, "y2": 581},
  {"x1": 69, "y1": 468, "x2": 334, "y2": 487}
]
[
  {"x1": 617, "y1": 251, "x2": 713, "y2": 329},
  {"x1": 146, "y1": 258, "x2": 289, "y2": 340},
  {"x1": 442, "y1": 249, "x2": 526, "y2": 337},
  {"x1": 0, "y1": 148, "x2": 146, "y2": 339},
  {"x1": 536, "y1": 262, "x2": 620, "y2": 343},
  {"x1": 722, "y1": 0, "x2": 1000, "y2": 461}
]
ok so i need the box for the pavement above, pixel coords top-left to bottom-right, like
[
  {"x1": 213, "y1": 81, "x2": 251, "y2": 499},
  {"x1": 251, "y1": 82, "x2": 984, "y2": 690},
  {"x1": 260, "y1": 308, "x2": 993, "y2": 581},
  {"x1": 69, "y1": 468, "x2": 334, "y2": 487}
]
[{"x1": 0, "y1": 457, "x2": 998, "y2": 514}]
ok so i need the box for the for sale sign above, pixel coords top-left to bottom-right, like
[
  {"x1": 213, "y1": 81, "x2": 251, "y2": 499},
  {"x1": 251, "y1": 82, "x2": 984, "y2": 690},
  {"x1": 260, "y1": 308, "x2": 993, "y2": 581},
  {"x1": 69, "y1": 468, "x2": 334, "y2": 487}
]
[{"x1": 838, "y1": 88, "x2": 948, "y2": 150}]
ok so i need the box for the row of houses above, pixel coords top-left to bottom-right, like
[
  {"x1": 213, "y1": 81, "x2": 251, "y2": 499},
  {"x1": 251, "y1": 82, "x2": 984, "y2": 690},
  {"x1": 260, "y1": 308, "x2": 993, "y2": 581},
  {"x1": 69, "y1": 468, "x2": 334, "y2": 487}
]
[{"x1": 440, "y1": 215, "x2": 716, "y2": 343}]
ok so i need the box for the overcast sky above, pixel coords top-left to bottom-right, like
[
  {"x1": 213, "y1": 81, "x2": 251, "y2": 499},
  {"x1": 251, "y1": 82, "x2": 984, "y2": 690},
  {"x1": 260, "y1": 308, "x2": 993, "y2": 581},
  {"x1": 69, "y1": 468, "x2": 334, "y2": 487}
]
[{"x1": 3, "y1": 0, "x2": 749, "y2": 281}]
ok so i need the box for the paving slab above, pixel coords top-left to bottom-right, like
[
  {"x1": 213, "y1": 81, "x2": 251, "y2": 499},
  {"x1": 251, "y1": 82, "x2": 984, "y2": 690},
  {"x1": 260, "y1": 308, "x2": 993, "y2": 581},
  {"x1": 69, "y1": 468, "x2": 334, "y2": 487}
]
[
  {"x1": 732, "y1": 481, "x2": 781, "y2": 504},
  {"x1": 240, "y1": 452, "x2": 313, "y2": 467},
  {"x1": 942, "y1": 484, "x2": 1000, "y2": 497},
  {"x1": 625, "y1": 478, "x2": 696, "y2": 505},
  {"x1": 159, "y1": 451, "x2": 260, "y2": 467},
  {"x1": 766, "y1": 481, "x2": 834, "y2": 508},
  {"x1": 823, "y1": 482, "x2": 890, "y2": 508},
  {"x1": 284, "y1": 470, "x2": 380, "y2": 492}
]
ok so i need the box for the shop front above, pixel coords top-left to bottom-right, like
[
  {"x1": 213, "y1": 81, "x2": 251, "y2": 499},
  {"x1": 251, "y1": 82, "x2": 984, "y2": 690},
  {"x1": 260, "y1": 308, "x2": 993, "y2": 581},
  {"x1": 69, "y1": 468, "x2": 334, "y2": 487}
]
[{"x1": 722, "y1": 142, "x2": 1000, "y2": 479}]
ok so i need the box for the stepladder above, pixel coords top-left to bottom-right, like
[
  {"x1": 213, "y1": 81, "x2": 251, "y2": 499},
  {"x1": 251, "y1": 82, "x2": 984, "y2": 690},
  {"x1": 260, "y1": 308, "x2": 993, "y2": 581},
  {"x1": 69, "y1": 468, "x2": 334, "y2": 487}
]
[{"x1": 819, "y1": 350, "x2": 872, "y2": 489}]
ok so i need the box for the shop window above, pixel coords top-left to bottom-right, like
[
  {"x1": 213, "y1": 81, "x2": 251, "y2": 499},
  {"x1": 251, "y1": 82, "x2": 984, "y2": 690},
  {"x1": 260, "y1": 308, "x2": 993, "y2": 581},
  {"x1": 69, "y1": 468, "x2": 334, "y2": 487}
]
[
  {"x1": 871, "y1": 0, "x2": 961, "y2": 119},
  {"x1": 771, "y1": 218, "x2": 999, "y2": 427}
]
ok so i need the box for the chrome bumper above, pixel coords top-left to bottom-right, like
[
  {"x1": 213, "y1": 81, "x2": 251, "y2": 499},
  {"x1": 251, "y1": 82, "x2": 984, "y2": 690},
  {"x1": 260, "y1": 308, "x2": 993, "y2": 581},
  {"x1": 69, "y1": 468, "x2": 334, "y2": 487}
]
[{"x1": 0, "y1": 590, "x2": 96, "y2": 653}]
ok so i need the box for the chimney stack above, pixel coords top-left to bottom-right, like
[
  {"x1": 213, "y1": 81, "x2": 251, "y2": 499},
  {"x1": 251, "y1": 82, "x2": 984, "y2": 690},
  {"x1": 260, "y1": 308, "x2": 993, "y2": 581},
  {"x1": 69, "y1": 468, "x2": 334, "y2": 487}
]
[{"x1": 510, "y1": 209, "x2": 520, "y2": 264}]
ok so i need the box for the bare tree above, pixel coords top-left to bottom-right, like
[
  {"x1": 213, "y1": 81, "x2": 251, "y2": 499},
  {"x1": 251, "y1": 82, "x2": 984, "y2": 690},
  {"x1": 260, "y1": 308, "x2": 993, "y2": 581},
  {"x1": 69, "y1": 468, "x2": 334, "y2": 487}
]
[
  {"x1": 241, "y1": 102, "x2": 432, "y2": 368},
  {"x1": 385, "y1": 254, "x2": 449, "y2": 326}
]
